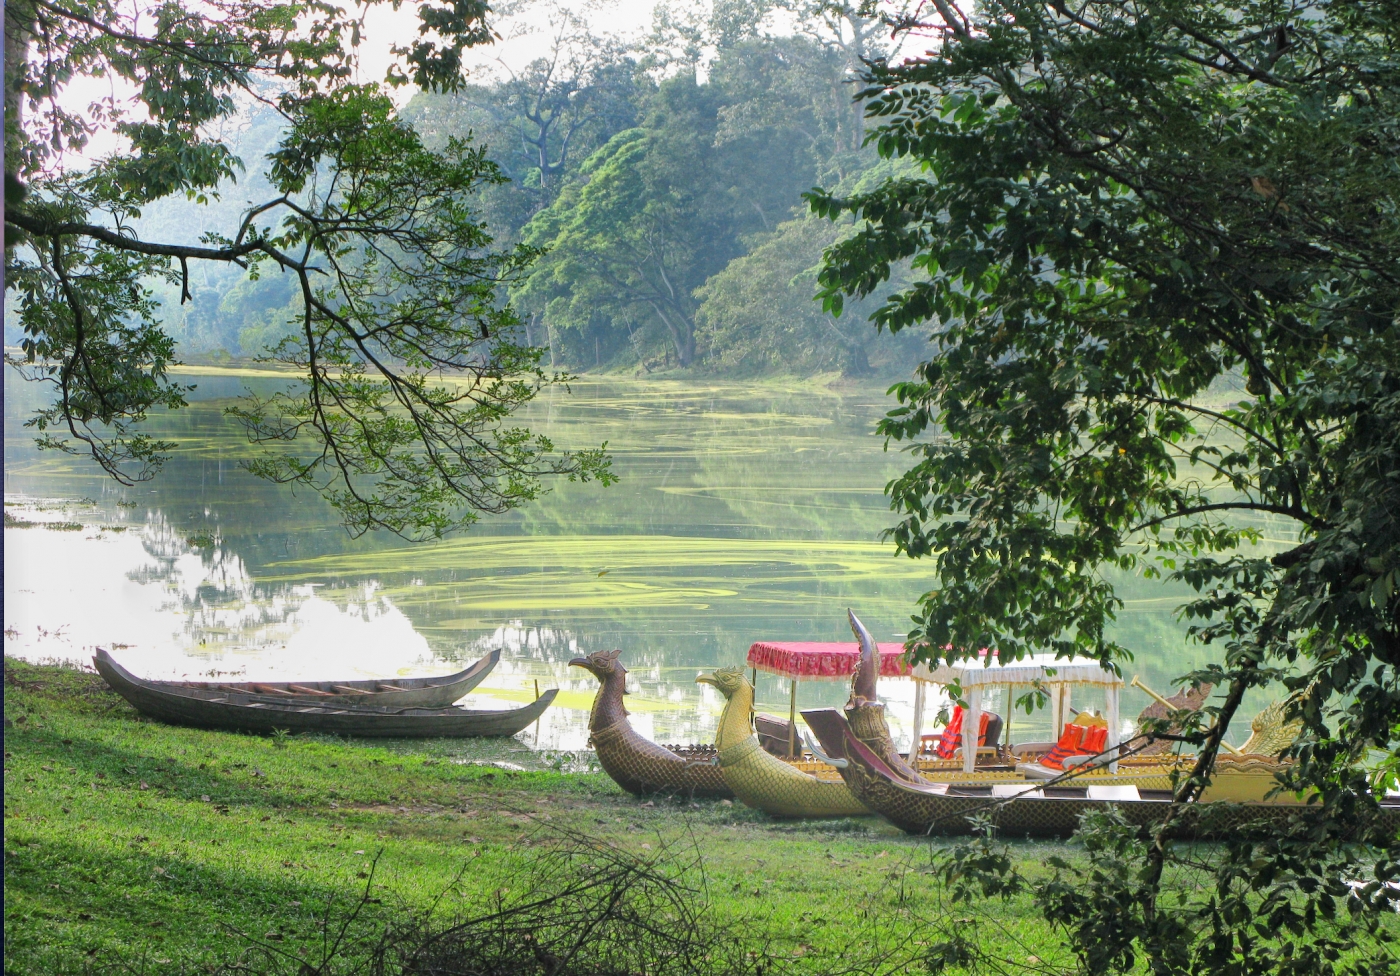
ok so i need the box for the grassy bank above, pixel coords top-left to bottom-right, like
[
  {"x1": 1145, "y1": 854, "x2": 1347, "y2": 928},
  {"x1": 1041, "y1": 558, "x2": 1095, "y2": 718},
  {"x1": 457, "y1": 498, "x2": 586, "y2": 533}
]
[{"x1": 3, "y1": 658, "x2": 1065, "y2": 974}]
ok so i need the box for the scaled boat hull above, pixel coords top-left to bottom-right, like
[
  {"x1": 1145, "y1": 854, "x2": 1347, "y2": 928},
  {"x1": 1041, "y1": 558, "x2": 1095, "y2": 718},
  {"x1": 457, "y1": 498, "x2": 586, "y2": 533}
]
[{"x1": 805, "y1": 707, "x2": 1399, "y2": 839}]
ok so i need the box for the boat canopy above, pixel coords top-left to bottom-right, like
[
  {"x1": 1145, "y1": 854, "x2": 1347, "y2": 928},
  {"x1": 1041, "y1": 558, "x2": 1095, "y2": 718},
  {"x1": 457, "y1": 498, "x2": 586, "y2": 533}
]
[
  {"x1": 746, "y1": 641, "x2": 912, "y2": 681},
  {"x1": 909, "y1": 655, "x2": 1124, "y2": 773}
]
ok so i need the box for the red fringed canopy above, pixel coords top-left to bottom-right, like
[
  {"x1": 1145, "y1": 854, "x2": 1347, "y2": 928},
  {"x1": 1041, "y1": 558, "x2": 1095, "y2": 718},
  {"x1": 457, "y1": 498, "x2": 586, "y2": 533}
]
[{"x1": 746, "y1": 641, "x2": 912, "y2": 681}]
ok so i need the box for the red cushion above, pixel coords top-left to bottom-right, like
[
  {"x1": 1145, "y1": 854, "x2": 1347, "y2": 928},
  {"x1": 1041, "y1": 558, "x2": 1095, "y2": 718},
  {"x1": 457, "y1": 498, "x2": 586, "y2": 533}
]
[
  {"x1": 1040, "y1": 724, "x2": 1086, "y2": 770},
  {"x1": 932, "y1": 709, "x2": 997, "y2": 760}
]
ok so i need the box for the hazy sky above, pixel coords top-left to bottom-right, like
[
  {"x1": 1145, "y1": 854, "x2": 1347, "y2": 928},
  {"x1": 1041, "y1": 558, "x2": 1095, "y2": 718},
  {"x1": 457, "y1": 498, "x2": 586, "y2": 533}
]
[
  {"x1": 63, "y1": 0, "x2": 665, "y2": 162},
  {"x1": 355, "y1": 0, "x2": 664, "y2": 101}
]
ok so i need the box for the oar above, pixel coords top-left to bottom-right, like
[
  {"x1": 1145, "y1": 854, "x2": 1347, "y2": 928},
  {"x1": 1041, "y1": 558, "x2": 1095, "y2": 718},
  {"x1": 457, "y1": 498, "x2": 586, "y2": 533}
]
[{"x1": 1131, "y1": 676, "x2": 1241, "y2": 756}]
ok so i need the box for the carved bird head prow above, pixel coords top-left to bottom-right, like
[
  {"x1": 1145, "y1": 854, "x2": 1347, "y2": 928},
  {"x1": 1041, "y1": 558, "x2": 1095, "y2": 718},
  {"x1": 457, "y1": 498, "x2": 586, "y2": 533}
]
[
  {"x1": 695, "y1": 665, "x2": 746, "y2": 697},
  {"x1": 568, "y1": 648, "x2": 625, "y2": 681}
]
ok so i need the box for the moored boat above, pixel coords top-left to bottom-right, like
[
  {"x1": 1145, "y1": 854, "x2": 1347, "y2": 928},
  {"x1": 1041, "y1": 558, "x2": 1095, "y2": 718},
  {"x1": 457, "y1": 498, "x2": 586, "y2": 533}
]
[
  {"x1": 696, "y1": 666, "x2": 868, "y2": 818},
  {"x1": 571, "y1": 649, "x2": 733, "y2": 799},
  {"x1": 804, "y1": 611, "x2": 1400, "y2": 838},
  {"x1": 94, "y1": 648, "x2": 499, "y2": 708},
  {"x1": 94, "y1": 651, "x2": 556, "y2": 738}
]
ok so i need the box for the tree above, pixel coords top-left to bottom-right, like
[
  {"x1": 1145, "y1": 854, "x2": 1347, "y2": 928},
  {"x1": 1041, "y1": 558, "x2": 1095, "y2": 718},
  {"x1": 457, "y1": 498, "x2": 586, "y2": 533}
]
[
  {"x1": 696, "y1": 217, "x2": 869, "y2": 375},
  {"x1": 515, "y1": 122, "x2": 711, "y2": 367},
  {"x1": 493, "y1": 2, "x2": 638, "y2": 198},
  {"x1": 404, "y1": 0, "x2": 645, "y2": 239},
  {"x1": 813, "y1": 0, "x2": 1400, "y2": 971},
  {"x1": 780, "y1": 0, "x2": 890, "y2": 72},
  {"x1": 516, "y1": 37, "x2": 854, "y2": 369},
  {"x1": 694, "y1": 213, "x2": 926, "y2": 377},
  {"x1": 3, "y1": 0, "x2": 612, "y2": 538}
]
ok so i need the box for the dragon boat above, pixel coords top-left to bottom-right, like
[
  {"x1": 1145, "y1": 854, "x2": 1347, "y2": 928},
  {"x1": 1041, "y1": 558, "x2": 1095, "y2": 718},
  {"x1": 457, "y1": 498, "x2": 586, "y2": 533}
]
[
  {"x1": 803, "y1": 611, "x2": 1400, "y2": 838},
  {"x1": 695, "y1": 666, "x2": 869, "y2": 818},
  {"x1": 572, "y1": 649, "x2": 734, "y2": 799}
]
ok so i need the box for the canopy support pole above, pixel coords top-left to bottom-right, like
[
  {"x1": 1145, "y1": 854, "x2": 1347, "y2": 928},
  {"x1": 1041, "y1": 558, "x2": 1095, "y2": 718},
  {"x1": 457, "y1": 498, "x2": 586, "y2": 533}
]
[
  {"x1": 962, "y1": 686, "x2": 982, "y2": 774},
  {"x1": 788, "y1": 679, "x2": 798, "y2": 757},
  {"x1": 1106, "y1": 682, "x2": 1120, "y2": 773},
  {"x1": 1004, "y1": 684, "x2": 1012, "y2": 749},
  {"x1": 910, "y1": 682, "x2": 926, "y2": 760}
]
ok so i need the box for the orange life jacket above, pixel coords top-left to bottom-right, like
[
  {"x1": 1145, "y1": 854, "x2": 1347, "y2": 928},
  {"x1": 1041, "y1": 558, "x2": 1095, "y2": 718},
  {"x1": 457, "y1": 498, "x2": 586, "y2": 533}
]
[
  {"x1": 1078, "y1": 725, "x2": 1109, "y2": 757},
  {"x1": 1040, "y1": 724, "x2": 1087, "y2": 770},
  {"x1": 934, "y1": 706, "x2": 992, "y2": 759}
]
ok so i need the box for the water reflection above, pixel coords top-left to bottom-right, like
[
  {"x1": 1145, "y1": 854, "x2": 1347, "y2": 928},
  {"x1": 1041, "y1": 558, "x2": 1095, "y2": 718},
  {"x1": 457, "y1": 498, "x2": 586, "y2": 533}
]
[{"x1": 4, "y1": 369, "x2": 1254, "y2": 753}]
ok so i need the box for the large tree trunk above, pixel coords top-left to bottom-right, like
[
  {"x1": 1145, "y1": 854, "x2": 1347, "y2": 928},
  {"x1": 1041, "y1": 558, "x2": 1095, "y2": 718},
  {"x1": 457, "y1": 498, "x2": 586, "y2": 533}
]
[
  {"x1": 842, "y1": 340, "x2": 870, "y2": 377},
  {"x1": 651, "y1": 304, "x2": 696, "y2": 368}
]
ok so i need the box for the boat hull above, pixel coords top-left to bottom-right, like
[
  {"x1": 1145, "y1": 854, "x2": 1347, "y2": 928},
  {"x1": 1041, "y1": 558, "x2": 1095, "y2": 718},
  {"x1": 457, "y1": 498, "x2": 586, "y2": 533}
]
[
  {"x1": 804, "y1": 708, "x2": 1398, "y2": 840},
  {"x1": 588, "y1": 720, "x2": 733, "y2": 799},
  {"x1": 94, "y1": 648, "x2": 499, "y2": 708},
  {"x1": 95, "y1": 653, "x2": 555, "y2": 738},
  {"x1": 717, "y1": 737, "x2": 868, "y2": 818}
]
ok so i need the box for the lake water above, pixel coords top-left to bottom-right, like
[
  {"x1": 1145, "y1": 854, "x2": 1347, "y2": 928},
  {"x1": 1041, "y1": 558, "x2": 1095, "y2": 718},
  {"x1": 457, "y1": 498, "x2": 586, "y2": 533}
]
[{"x1": 4, "y1": 366, "x2": 1284, "y2": 752}]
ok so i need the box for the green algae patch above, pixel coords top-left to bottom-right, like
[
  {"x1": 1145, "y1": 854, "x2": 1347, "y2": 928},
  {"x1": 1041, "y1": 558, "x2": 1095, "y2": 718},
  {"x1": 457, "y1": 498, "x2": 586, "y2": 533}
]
[{"x1": 260, "y1": 535, "x2": 922, "y2": 621}]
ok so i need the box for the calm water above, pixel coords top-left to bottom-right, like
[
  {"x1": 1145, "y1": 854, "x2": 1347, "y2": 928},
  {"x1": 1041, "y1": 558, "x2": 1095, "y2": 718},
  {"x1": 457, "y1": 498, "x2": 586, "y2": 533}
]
[{"x1": 4, "y1": 367, "x2": 1288, "y2": 751}]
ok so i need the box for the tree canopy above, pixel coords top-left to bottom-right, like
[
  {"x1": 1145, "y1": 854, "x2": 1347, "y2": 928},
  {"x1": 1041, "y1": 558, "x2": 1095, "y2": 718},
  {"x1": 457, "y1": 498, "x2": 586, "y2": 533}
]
[
  {"x1": 813, "y1": 0, "x2": 1400, "y2": 970},
  {"x1": 3, "y1": 0, "x2": 612, "y2": 537},
  {"x1": 513, "y1": 36, "x2": 863, "y2": 370}
]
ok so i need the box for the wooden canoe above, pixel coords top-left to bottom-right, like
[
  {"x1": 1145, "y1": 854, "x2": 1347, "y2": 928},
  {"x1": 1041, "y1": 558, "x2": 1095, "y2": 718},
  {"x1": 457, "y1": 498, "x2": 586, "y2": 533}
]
[
  {"x1": 93, "y1": 647, "x2": 499, "y2": 707},
  {"x1": 94, "y1": 651, "x2": 556, "y2": 738}
]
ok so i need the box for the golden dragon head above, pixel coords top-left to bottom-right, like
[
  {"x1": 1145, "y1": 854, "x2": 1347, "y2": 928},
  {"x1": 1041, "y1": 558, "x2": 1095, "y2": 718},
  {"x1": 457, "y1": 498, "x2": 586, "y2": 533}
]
[{"x1": 695, "y1": 665, "x2": 748, "y2": 697}]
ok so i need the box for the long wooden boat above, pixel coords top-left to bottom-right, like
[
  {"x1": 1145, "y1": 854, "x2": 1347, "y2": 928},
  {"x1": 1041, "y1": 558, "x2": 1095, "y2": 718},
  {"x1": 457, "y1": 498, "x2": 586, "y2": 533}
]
[
  {"x1": 572, "y1": 650, "x2": 734, "y2": 799},
  {"x1": 803, "y1": 612, "x2": 1400, "y2": 839},
  {"x1": 803, "y1": 707, "x2": 1400, "y2": 839},
  {"x1": 94, "y1": 652, "x2": 556, "y2": 738},
  {"x1": 94, "y1": 648, "x2": 498, "y2": 708},
  {"x1": 697, "y1": 666, "x2": 868, "y2": 818}
]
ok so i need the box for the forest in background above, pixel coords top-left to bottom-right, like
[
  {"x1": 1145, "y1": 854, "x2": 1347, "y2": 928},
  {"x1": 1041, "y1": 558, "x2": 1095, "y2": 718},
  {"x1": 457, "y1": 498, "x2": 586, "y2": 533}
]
[{"x1": 6, "y1": 1, "x2": 931, "y2": 379}]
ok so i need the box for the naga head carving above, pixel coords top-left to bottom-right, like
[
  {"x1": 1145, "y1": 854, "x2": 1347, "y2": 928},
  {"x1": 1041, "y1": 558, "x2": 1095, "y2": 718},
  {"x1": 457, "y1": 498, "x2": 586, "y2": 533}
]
[
  {"x1": 695, "y1": 665, "x2": 747, "y2": 698},
  {"x1": 847, "y1": 609, "x2": 880, "y2": 708},
  {"x1": 569, "y1": 648, "x2": 626, "y2": 682}
]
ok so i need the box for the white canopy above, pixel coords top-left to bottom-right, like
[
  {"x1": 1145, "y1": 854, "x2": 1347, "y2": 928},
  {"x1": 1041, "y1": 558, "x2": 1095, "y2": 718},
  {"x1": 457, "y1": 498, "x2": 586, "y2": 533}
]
[{"x1": 907, "y1": 655, "x2": 1123, "y2": 773}]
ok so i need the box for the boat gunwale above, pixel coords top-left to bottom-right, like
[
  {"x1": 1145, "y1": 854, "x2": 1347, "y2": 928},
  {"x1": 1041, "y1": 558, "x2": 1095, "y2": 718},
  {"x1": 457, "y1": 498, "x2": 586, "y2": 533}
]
[{"x1": 93, "y1": 648, "x2": 500, "y2": 707}]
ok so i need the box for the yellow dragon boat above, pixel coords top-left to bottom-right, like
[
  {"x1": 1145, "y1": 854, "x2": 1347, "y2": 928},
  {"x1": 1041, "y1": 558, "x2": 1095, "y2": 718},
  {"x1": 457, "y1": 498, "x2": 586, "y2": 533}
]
[{"x1": 696, "y1": 666, "x2": 869, "y2": 818}]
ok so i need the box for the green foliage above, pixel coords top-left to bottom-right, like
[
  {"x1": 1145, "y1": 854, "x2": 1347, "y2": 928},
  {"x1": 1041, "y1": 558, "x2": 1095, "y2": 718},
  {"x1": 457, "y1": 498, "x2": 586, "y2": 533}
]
[
  {"x1": 403, "y1": 4, "x2": 646, "y2": 236},
  {"x1": 695, "y1": 218, "x2": 870, "y2": 376},
  {"x1": 812, "y1": 0, "x2": 1400, "y2": 972},
  {"x1": 3, "y1": 0, "x2": 611, "y2": 537},
  {"x1": 694, "y1": 214, "x2": 931, "y2": 377},
  {"x1": 516, "y1": 37, "x2": 862, "y2": 370}
]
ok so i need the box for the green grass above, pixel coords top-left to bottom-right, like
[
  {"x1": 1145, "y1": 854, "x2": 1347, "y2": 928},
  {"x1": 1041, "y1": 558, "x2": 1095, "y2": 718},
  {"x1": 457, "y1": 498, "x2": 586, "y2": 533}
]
[{"x1": 3, "y1": 658, "x2": 1069, "y2": 974}]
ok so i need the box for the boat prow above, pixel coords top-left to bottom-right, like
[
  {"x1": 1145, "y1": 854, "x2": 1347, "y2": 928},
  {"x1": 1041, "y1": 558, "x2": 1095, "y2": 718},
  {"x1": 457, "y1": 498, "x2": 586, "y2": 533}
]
[
  {"x1": 697, "y1": 666, "x2": 867, "y2": 818},
  {"x1": 571, "y1": 649, "x2": 733, "y2": 799}
]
